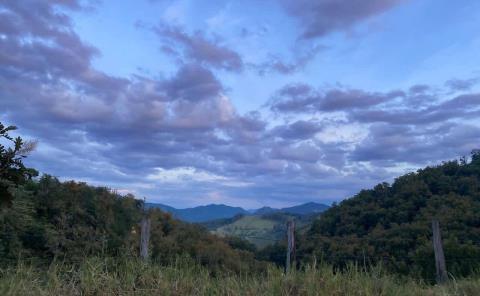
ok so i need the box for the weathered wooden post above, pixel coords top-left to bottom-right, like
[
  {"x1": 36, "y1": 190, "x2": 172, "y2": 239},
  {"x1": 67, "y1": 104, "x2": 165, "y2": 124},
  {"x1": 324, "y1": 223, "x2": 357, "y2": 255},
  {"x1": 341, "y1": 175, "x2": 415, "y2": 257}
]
[
  {"x1": 140, "y1": 198, "x2": 151, "y2": 261},
  {"x1": 432, "y1": 220, "x2": 448, "y2": 283},
  {"x1": 285, "y1": 220, "x2": 295, "y2": 273}
]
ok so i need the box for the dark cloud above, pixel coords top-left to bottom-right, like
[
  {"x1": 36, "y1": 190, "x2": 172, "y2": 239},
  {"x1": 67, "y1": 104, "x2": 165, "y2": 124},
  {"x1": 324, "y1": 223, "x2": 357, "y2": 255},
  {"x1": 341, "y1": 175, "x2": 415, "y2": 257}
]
[
  {"x1": 351, "y1": 93, "x2": 480, "y2": 124},
  {"x1": 350, "y1": 122, "x2": 480, "y2": 166},
  {"x1": 281, "y1": 0, "x2": 405, "y2": 39},
  {"x1": 409, "y1": 84, "x2": 430, "y2": 94},
  {"x1": 0, "y1": 1, "x2": 240, "y2": 177},
  {"x1": 270, "y1": 84, "x2": 404, "y2": 113},
  {"x1": 265, "y1": 79, "x2": 480, "y2": 185},
  {"x1": 271, "y1": 142, "x2": 322, "y2": 162},
  {"x1": 161, "y1": 64, "x2": 224, "y2": 102},
  {"x1": 445, "y1": 78, "x2": 479, "y2": 92},
  {"x1": 154, "y1": 25, "x2": 244, "y2": 72},
  {"x1": 270, "y1": 120, "x2": 323, "y2": 140}
]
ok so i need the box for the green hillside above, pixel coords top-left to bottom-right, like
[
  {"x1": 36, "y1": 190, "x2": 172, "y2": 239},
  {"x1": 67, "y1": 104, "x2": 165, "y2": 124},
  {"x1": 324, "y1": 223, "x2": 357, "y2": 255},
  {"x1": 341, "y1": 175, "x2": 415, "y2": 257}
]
[
  {"x1": 211, "y1": 212, "x2": 317, "y2": 248},
  {"x1": 213, "y1": 215, "x2": 282, "y2": 248},
  {"x1": 0, "y1": 175, "x2": 268, "y2": 274},
  {"x1": 298, "y1": 150, "x2": 480, "y2": 280}
]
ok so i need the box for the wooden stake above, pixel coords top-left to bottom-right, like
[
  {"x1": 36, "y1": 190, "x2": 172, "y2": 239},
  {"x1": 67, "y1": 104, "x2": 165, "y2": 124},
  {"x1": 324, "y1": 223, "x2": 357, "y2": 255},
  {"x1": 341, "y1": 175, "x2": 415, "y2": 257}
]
[
  {"x1": 432, "y1": 220, "x2": 448, "y2": 284},
  {"x1": 286, "y1": 220, "x2": 295, "y2": 273},
  {"x1": 140, "y1": 197, "x2": 151, "y2": 261},
  {"x1": 140, "y1": 216, "x2": 151, "y2": 261}
]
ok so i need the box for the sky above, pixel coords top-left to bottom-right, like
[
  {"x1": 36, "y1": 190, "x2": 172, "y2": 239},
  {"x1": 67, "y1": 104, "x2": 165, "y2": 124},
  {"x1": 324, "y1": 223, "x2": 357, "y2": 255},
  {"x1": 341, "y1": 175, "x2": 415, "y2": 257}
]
[{"x1": 1, "y1": 0, "x2": 480, "y2": 209}]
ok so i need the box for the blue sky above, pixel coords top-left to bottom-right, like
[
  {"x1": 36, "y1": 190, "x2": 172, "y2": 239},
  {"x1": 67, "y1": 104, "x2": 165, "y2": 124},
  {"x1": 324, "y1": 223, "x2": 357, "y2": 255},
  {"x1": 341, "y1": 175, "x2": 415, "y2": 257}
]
[{"x1": 1, "y1": 0, "x2": 480, "y2": 208}]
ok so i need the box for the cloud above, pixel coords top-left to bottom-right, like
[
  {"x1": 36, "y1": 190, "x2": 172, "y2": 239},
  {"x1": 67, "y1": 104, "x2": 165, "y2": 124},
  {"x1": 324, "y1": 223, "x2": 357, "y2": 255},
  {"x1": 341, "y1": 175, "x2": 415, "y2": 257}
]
[
  {"x1": 351, "y1": 93, "x2": 480, "y2": 125},
  {"x1": 147, "y1": 167, "x2": 252, "y2": 187},
  {"x1": 254, "y1": 44, "x2": 324, "y2": 75},
  {"x1": 161, "y1": 63, "x2": 224, "y2": 102},
  {"x1": 350, "y1": 122, "x2": 480, "y2": 166},
  {"x1": 154, "y1": 24, "x2": 244, "y2": 72},
  {"x1": 281, "y1": 0, "x2": 406, "y2": 39},
  {"x1": 270, "y1": 120, "x2": 324, "y2": 140},
  {"x1": 445, "y1": 78, "x2": 479, "y2": 92},
  {"x1": 269, "y1": 84, "x2": 404, "y2": 113},
  {"x1": 271, "y1": 142, "x2": 322, "y2": 162}
]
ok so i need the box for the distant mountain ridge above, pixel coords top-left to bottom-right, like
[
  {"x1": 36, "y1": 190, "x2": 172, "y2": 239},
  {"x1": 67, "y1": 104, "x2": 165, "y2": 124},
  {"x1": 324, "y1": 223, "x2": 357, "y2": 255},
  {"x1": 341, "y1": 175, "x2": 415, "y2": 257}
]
[
  {"x1": 278, "y1": 202, "x2": 330, "y2": 215},
  {"x1": 146, "y1": 203, "x2": 248, "y2": 222},
  {"x1": 146, "y1": 202, "x2": 330, "y2": 223}
]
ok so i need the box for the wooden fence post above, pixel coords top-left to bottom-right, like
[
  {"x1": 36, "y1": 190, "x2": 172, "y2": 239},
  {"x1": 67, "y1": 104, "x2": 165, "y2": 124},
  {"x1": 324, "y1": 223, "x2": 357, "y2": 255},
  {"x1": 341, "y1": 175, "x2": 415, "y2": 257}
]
[
  {"x1": 140, "y1": 198, "x2": 151, "y2": 261},
  {"x1": 140, "y1": 216, "x2": 151, "y2": 261},
  {"x1": 432, "y1": 220, "x2": 448, "y2": 284},
  {"x1": 286, "y1": 220, "x2": 295, "y2": 273}
]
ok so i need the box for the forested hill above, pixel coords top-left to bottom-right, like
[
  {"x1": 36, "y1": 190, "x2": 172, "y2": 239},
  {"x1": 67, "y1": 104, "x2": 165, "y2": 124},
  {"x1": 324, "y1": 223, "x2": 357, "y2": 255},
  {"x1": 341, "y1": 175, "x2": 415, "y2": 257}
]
[
  {"x1": 0, "y1": 175, "x2": 265, "y2": 274},
  {"x1": 299, "y1": 151, "x2": 480, "y2": 279},
  {"x1": 0, "y1": 122, "x2": 266, "y2": 275}
]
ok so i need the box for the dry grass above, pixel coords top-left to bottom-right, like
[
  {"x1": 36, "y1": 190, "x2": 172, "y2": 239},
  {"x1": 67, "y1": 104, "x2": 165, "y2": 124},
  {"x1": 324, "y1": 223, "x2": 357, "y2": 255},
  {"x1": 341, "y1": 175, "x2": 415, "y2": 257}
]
[{"x1": 1, "y1": 257, "x2": 479, "y2": 296}]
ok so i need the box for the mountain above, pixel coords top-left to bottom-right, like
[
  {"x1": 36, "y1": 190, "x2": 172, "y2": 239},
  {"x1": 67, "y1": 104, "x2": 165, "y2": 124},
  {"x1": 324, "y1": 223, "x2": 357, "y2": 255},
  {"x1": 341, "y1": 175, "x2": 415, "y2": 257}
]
[
  {"x1": 254, "y1": 206, "x2": 277, "y2": 215},
  {"x1": 147, "y1": 203, "x2": 178, "y2": 214},
  {"x1": 146, "y1": 203, "x2": 248, "y2": 223},
  {"x1": 252, "y1": 203, "x2": 330, "y2": 215},
  {"x1": 279, "y1": 202, "x2": 330, "y2": 215},
  {"x1": 146, "y1": 202, "x2": 330, "y2": 224},
  {"x1": 177, "y1": 204, "x2": 248, "y2": 223}
]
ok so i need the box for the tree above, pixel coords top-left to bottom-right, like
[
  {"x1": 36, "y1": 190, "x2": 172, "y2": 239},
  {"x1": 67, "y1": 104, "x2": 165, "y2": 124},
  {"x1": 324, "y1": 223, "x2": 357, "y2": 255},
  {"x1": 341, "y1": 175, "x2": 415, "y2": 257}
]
[{"x1": 0, "y1": 122, "x2": 37, "y2": 207}]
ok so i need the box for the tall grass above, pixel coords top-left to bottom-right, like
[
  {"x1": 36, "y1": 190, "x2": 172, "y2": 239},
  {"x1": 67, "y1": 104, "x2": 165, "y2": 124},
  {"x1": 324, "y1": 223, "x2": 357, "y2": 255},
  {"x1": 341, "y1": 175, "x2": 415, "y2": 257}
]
[{"x1": 1, "y1": 257, "x2": 479, "y2": 295}]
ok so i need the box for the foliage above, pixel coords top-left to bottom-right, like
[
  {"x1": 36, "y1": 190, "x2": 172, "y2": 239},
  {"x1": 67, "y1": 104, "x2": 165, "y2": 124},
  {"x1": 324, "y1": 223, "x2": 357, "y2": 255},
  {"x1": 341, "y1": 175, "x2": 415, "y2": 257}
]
[
  {"x1": 298, "y1": 151, "x2": 480, "y2": 280},
  {"x1": 0, "y1": 123, "x2": 38, "y2": 206}
]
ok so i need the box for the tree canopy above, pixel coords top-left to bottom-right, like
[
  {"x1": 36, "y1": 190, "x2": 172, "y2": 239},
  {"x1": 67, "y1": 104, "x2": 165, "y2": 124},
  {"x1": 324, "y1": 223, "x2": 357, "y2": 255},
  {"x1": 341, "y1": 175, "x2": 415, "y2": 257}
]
[{"x1": 0, "y1": 123, "x2": 37, "y2": 206}]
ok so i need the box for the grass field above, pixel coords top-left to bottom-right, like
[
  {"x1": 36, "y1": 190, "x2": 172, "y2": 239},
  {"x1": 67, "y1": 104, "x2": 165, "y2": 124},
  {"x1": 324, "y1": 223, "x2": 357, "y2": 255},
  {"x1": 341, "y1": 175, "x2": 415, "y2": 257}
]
[
  {"x1": 213, "y1": 215, "x2": 282, "y2": 247},
  {"x1": 1, "y1": 257, "x2": 480, "y2": 295}
]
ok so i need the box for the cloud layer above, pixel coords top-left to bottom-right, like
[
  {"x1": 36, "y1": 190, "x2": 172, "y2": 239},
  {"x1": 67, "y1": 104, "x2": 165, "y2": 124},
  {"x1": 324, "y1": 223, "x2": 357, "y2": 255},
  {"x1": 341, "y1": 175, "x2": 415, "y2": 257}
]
[{"x1": 1, "y1": 0, "x2": 479, "y2": 208}]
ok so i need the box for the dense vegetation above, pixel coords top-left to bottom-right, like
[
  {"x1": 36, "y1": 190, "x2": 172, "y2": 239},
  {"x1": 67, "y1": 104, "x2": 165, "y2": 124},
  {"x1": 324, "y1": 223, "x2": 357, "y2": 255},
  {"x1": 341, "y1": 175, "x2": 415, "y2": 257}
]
[
  {"x1": 0, "y1": 175, "x2": 266, "y2": 274},
  {"x1": 0, "y1": 123, "x2": 37, "y2": 207},
  {"x1": 297, "y1": 151, "x2": 480, "y2": 280}
]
